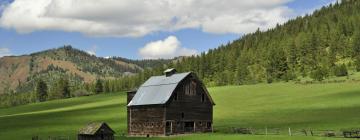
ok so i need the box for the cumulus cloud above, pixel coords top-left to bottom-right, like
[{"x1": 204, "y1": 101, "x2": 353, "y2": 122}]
[
  {"x1": 0, "y1": 0, "x2": 293, "y2": 37},
  {"x1": 139, "y1": 36, "x2": 197, "y2": 59},
  {"x1": 0, "y1": 48, "x2": 11, "y2": 57}
]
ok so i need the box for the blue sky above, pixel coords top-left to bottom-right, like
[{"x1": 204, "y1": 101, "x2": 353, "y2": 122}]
[{"x1": 0, "y1": 0, "x2": 335, "y2": 59}]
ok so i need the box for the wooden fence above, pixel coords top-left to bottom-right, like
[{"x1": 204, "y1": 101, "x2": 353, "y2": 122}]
[
  {"x1": 32, "y1": 136, "x2": 70, "y2": 140},
  {"x1": 225, "y1": 127, "x2": 360, "y2": 138}
]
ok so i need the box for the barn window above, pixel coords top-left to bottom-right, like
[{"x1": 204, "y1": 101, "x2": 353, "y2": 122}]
[
  {"x1": 184, "y1": 83, "x2": 190, "y2": 95},
  {"x1": 181, "y1": 112, "x2": 185, "y2": 119},
  {"x1": 207, "y1": 122, "x2": 212, "y2": 129},
  {"x1": 201, "y1": 93, "x2": 205, "y2": 103},
  {"x1": 190, "y1": 81, "x2": 197, "y2": 95},
  {"x1": 185, "y1": 81, "x2": 197, "y2": 96},
  {"x1": 166, "y1": 122, "x2": 171, "y2": 128}
]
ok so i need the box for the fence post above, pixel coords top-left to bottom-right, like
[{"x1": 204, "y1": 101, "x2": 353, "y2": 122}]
[
  {"x1": 265, "y1": 127, "x2": 268, "y2": 136},
  {"x1": 288, "y1": 128, "x2": 292, "y2": 136},
  {"x1": 303, "y1": 129, "x2": 307, "y2": 136}
]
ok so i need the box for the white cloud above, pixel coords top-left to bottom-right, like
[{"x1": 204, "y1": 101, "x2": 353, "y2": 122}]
[
  {"x1": 139, "y1": 36, "x2": 197, "y2": 59},
  {"x1": 86, "y1": 45, "x2": 97, "y2": 56},
  {"x1": 0, "y1": 48, "x2": 11, "y2": 57},
  {"x1": 0, "y1": 0, "x2": 293, "y2": 37}
]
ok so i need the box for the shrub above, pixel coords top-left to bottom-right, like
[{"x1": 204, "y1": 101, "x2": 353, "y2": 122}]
[
  {"x1": 310, "y1": 66, "x2": 329, "y2": 81},
  {"x1": 334, "y1": 64, "x2": 348, "y2": 77},
  {"x1": 73, "y1": 89, "x2": 90, "y2": 97}
]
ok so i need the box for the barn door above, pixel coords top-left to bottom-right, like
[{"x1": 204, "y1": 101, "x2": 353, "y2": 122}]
[
  {"x1": 184, "y1": 122, "x2": 195, "y2": 132},
  {"x1": 165, "y1": 121, "x2": 172, "y2": 135}
]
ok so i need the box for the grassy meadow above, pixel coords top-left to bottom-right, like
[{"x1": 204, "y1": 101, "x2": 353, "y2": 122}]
[{"x1": 1, "y1": 82, "x2": 360, "y2": 139}]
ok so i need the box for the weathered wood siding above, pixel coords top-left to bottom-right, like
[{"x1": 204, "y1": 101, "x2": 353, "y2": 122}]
[
  {"x1": 165, "y1": 74, "x2": 213, "y2": 134},
  {"x1": 128, "y1": 105, "x2": 166, "y2": 136},
  {"x1": 127, "y1": 91, "x2": 136, "y2": 135}
]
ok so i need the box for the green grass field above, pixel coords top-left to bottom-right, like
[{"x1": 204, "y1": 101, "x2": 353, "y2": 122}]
[{"x1": 1, "y1": 82, "x2": 360, "y2": 140}]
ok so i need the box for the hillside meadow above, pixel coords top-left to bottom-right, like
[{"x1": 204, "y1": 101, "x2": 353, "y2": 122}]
[{"x1": 0, "y1": 82, "x2": 360, "y2": 139}]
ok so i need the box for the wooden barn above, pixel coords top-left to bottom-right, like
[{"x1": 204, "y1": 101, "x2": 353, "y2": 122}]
[
  {"x1": 78, "y1": 122, "x2": 115, "y2": 140},
  {"x1": 127, "y1": 68, "x2": 215, "y2": 137}
]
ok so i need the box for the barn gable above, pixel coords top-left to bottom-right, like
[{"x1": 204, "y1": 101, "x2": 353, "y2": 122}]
[
  {"x1": 127, "y1": 69, "x2": 215, "y2": 136},
  {"x1": 78, "y1": 122, "x2": 115, "y2": 135},
  {"x1": 128, "y1": 72, "x2": 191, "y2": 106},
  {"x1": 128, "y1": 72, "x2": 215, "y2": 106}
]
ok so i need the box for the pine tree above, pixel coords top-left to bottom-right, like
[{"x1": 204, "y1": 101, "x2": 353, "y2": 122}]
[
  {"x1": 104, "y1": 80, "x2": 111, "y2": 93},
  {"x1": 353, "y1": 31, "x2": 360, "y2": 71},
  {"x1": 60, "y1": 78, "x2": 71, "y2": 98},
  {"x1": 310, "y1": 66, "x2": 329, "y2": 81},
  {"x1": 36, "y1": 79, "x2": 48, "y2": 102},
  {"x1": 266, "y1": 47, "x2": 289, "y2": 82},
  {"x1": 95, "y1": 79, "x2": 103, "y2": 94}
]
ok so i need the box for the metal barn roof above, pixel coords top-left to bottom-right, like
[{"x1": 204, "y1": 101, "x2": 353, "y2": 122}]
[{"x1": 128, "y1": 72, "x2": 191, "y2": 106}]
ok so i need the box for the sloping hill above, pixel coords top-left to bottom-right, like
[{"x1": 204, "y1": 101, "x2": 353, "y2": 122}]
[
  {"x1": 0, "y1": 46, "x2": 144, "y2": 94},
  {"x1": 0, "y1": 56, "x2": 32, "y2": 93},
  {"x1": 0, "y1": 82, "x2": 359, "y2": 139}
]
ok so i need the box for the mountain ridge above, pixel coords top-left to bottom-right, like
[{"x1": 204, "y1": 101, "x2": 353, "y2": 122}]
[{"x1": 0, "y1": 46, "x2": 171, "y2": 94}]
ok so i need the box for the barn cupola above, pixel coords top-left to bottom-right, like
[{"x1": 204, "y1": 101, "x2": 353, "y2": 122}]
[{"x1": 164, "y1": 68, "x2": 177, "y2": 77}]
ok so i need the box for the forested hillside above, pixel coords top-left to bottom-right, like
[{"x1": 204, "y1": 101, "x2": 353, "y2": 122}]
[
  {"x1": 112, "y1": 57, "x2": 173, "y2": 69},
  {"x1": 0, "y1": 46, "x2": 143, "y2": 93},
  {"x1": 112, "y1": 0, "x2": 360, "y2": 89},
  {"x1": 0, "y1": 45, "x2": 176, "y2": 107}
]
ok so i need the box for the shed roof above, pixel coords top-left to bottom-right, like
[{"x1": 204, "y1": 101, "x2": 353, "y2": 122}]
[
  {"x1": 78, "y1": 122, "x2": 115, "y2": 135},
  {"x1": 164, "y1": 68, "x2": 176, "y2": 73},
  {"x1": 128, "y1": 72, "x2": 191, "y2": 106}
]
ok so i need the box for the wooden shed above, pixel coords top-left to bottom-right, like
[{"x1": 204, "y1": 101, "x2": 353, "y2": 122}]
[
  {"x1": 78, "y1": 122, "x2": 115, "y2": 140},
  {"x1": 127, "y1": 68, "x2": 215, "y2": 137}
]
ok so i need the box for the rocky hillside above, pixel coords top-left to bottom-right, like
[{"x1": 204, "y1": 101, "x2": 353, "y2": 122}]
[{"x1": 0, "y1": 46, "x2": 149, "y2": 94}]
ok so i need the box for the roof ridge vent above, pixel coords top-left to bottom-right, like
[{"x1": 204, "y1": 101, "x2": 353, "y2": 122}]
[{"x1": 164, "y1": 68, "x2": 177, "y2": 77}]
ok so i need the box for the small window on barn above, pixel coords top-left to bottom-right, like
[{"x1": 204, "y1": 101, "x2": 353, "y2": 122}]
[
  {"x1": 201, "y1": 93, "x2": 205, "y2": 103},
  {"x1": 185, "y1": 81, "x2": 197, "y2": 96},
  {"x1": 181, "y1": 112, "x2": 185, "y2": 119},
  {"x1": 191, "y1": 81, "x2": 197, "y2": 95},
  {"x1": 184, "y1": 83, "x2": 190, "y2": 95},
  {"x1": 207, "y1": 122, "x2": 212, "y2": 129}
]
